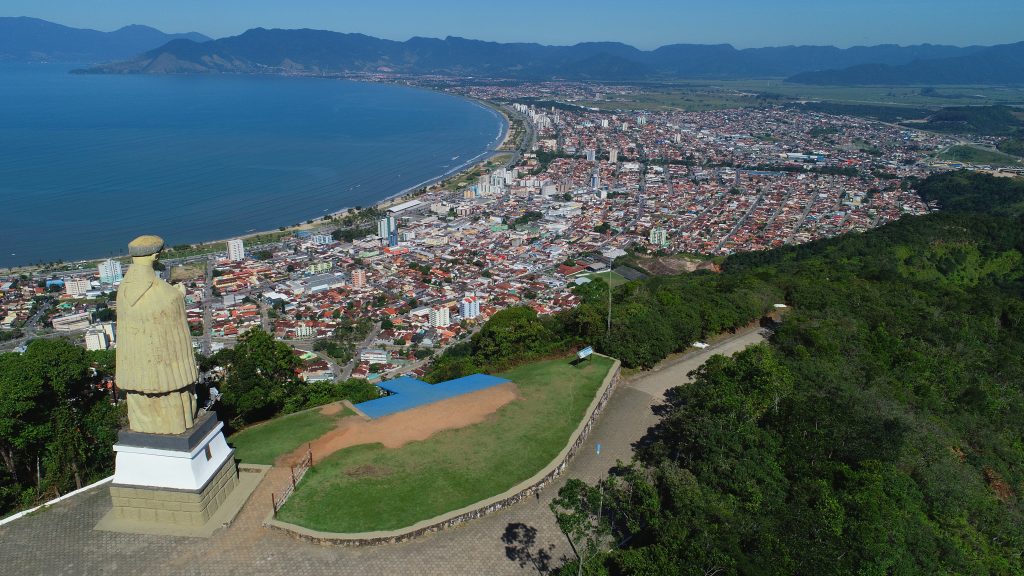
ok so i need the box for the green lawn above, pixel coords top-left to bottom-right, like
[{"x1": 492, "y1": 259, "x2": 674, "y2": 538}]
[
  {"x1": 228, "y1": 404, "x2": 355, "y2": 465},
  {"x1": 577, "y1": 270, "x2": 629, "y2": 288},
  {"x1": 276, "y1": 355, "x2": 615, "y2": 532}
]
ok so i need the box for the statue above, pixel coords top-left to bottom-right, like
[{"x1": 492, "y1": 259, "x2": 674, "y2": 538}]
[{"x1": 115, "y1": 235, "x2": 198, "y2": 435}]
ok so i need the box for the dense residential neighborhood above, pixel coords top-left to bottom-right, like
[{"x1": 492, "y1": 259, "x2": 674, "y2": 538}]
[{"x1": 0, "y1": 95, "x2": 984, "y2": 383}]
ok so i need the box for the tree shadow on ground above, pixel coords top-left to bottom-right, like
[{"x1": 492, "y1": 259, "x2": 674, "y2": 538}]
[{"x1": 502, "y1": 522, "x2": 558, "y2": 574}]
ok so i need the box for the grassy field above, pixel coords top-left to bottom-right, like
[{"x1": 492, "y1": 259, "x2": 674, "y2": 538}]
[
  {"x1": 276, "y1": 355, "x2": 615, "y2": 532},
  {"x1": 583, "y1": 81, "x2": 1024, "y2": 112},
  {"x1": 577, "y1": 270, "x2": 629, "y2": 287},
  {"x1": 228, "y1": 404, "x2": 355, "y2": 465},
  {"x1": 938, "y1": 145, "x2": 1022, "y2": 167}
]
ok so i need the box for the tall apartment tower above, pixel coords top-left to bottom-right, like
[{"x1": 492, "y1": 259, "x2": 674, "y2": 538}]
[
  {"x1": 351, "y1": 268, "x2": 367, "y2": 289},
  {"x1": 377, "y1": 216, "x2": 398, "y2": 248},
  {"x1": 649, "y1": 227, "x2": 669, "y2": 247},
  {"x1": 429, "y1": 305, "x2": 451, "y2": 327},
  {"x1": 98, "y1": 259, "x2": 123, "y2": 284},
  {"x1": 459, "y1": 295, "x2": 481, "y2": 319},
  {"x1": 608, "y1": 148, "x2": 618, "y2": 163},
  {"x1": 227, "y1": 238, "x2": 245, "y2": 261},
  {"x1": 585, "y1": 148, "x2": 596, "y2": 162}
]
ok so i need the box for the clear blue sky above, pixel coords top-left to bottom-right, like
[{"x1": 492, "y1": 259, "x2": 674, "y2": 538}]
[{"x1": 6, "y1": 0, "x2": 1023, "y2": 49}]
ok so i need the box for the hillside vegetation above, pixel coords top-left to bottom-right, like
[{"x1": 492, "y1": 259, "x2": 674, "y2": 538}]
[
  {"x1": 536, "y1": 172, "x2": 1024, "y2": 574},
  {"x1": 906, "y1": 105, "x2": 1024, "y2": 137}
]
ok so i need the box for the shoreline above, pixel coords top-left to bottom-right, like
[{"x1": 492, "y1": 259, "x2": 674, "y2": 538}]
[
  {"x1": 217, "y1": 97, "x2": 510, "y2": 246},
  {"x1": 0, "y1": 85, "x2": 512, "y2": 276}
]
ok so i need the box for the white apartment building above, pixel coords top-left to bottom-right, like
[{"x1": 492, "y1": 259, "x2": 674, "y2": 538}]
[
  {"x1": 227, "y1": 238, "x2": 245, "y2": 261},
  {"x1": 64, "y1": 278, "x2": 91, "y2": 297},
  {"x1": 459, "y1": 295, "x2": 481, "y2": 320},
  {"x1": 429, "y1": 305, "x2": 451, "y2": 327},
  {"x1": 84, "y1": 323, "x2": 116, "y2": 351},
  {"x1": 98, "y1": 259, "x2": 123, "y2": 284}
]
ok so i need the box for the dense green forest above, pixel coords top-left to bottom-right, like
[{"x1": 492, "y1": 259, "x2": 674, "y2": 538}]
[
  {"x1": 0, "y1": 342, "x2": 121, "y2": 514},
  {"x1": 917, "y1": 170, "x2": 1024, "y2": 217},
  {"x1": 538, "y1": 172, "x2": 1024, "y2": 574}
]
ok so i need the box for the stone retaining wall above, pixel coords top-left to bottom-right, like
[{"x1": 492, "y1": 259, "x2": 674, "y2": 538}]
[{"x1": 264, "y1": 356, "x2": 621, "y2": 546}]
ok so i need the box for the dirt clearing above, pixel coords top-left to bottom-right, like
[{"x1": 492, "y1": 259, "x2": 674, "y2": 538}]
[{"x1": 278, "y1": 382, "x2": 519, "y2": 467}]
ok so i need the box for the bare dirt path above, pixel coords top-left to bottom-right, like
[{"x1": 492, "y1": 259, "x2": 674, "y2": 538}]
[{"x1": 279, "y1": 382, "x2": 520, "y2": 467}]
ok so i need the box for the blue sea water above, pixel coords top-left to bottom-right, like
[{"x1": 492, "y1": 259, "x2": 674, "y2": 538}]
[{"x1": 0, "y1": 64, "x2": 505, "y2": 268}]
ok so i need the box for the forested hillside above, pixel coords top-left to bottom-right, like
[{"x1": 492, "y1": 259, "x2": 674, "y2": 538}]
[
  {"x1": 538, "y1": 172, "x2": 1024, "y2": 574},
  {"x1": 0, "y1": 342, "x2": 121, "y2": 514}
]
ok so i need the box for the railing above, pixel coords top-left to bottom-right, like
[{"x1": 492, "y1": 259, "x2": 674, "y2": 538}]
[{"x1": 271, "y1": 445, "x2": 313, "y2": 517}]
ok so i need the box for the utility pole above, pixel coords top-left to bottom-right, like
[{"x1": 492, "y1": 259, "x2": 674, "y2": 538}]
[{"x1": 606, "y1": 264, "x2": 612, "y2": 335}]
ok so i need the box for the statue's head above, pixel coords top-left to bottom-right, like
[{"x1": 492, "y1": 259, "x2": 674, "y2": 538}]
[{"x1": 128, "y1": 235, "x2": 165, "y2": 265}]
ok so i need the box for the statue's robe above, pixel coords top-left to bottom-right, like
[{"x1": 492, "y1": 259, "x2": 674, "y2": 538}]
[{"x1": 115, "y1": 263, "x2": 198, "y2": 434}]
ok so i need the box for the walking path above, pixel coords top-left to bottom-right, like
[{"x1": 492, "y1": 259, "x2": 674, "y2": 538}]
[{"x1": 0, "y1": 328, "x2": 765, "y2": 576}]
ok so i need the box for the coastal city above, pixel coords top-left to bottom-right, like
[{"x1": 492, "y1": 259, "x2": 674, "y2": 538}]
[
  {"x1": 3, "y1": 4, "x2": 1024, "y2": 574},
  {"x1": 0, "y1": 91, "x2": 974, "y2": 383}
]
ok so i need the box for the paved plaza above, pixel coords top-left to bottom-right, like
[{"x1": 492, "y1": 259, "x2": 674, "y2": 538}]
[{"x1": 0, "y1": 330, "x2": 765, "y2": 576}]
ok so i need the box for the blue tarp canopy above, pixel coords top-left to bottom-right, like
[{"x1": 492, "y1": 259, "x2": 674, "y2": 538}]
[{"x1": 357, "y1": 373, "x2": 511, "y2": 419}]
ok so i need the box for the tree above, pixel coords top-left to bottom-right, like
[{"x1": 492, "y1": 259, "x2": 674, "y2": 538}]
[
  {"x1": 0, "y1": 339, "x2": 123, "y2": 515},
  {"x1": 219, "y1": 328, "x2": 300, "y2": 426},
  {"x1": 471, "y1": 307, "x2": 555, "y2": 369},
  {"x1": 550, "y1": 478, "x2": 609, "y2": 574},
  {"x1": 336, "y1": 378, "x2": 379, "y2": 404}
]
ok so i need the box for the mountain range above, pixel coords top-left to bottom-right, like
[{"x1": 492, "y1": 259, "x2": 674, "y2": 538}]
[
  {"x1": 6, "y1": 18, "x2": 1023, "y2": 84},
  {"x1": 0, "y1": 17, "x2": 209, "y2": 63},
  {"x1": 83, "y1": 27, "x2": 993, "y2": 81},
  {"x1": 788, "y1": 41, "x2": 1024, "y2": 85}
]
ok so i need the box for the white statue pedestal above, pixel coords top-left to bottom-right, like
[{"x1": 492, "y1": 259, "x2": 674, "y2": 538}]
[{"x1": 108, "y1": 412, "x2": 238, "y2": 526}]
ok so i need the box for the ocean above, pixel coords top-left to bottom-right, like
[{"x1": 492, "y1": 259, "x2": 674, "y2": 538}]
[{"x1": 0, "y1": 64, "x2": 505, "y2": 268}]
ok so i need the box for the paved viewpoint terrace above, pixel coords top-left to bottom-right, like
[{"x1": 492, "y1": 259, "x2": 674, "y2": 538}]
[{"x1": 0, "y1": 330, "x2": 765, "y2": 576}]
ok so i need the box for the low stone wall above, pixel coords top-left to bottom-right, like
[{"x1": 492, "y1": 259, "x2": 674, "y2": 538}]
[{"x1": 264, "y1": 356, "x2": 621, "y2": 546}]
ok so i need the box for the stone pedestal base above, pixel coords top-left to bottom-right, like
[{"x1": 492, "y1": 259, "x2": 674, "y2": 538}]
[
  {"x1": 110, "y1": 459, "x2": 238, "y2": 526},
  {"x1": 108, "y1": 412, "x2": 238, "y2": 527}
]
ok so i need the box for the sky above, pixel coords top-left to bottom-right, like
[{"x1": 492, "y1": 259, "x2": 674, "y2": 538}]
[{"x1": 6, "y1": 0, "x2": 1024, "y2": 49}]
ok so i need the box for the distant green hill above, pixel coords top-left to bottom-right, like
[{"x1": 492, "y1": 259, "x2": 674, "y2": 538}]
[{"x1": 904, "y1": 105, "x2": 1024, "y2": 136}]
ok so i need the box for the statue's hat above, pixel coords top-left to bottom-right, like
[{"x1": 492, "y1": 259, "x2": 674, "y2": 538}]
[{"x1": 128, "y1": 235, "x2": 165, "y2": 256}]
